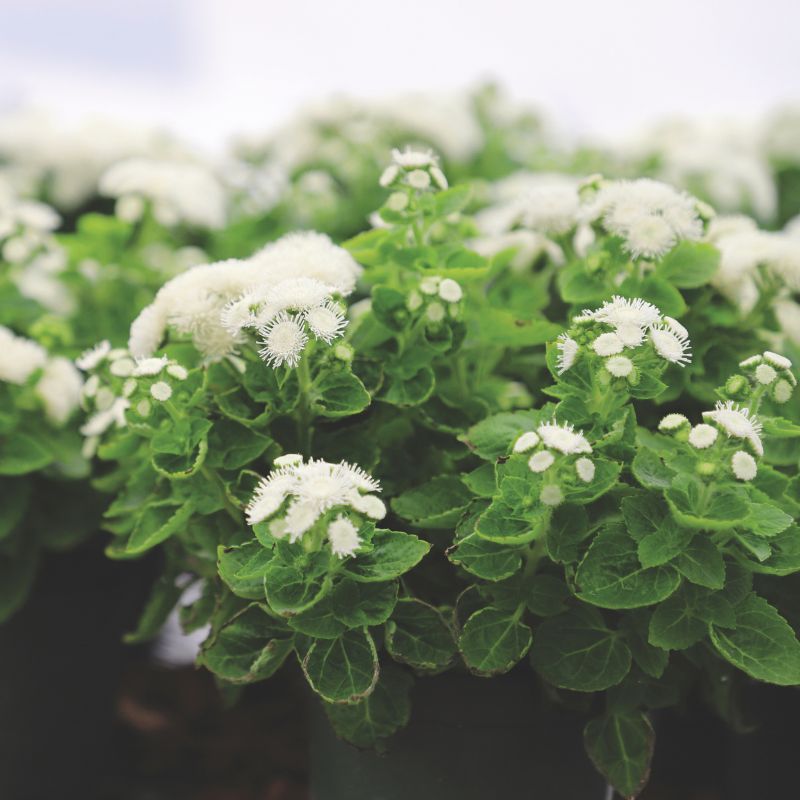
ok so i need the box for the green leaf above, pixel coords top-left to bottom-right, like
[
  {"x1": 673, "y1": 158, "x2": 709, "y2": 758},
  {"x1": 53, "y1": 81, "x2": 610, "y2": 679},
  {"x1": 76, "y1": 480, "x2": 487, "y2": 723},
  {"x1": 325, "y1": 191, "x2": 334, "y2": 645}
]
[
  {"x1": 575, "y1": 524, "x2": 681, "y2": 609},
  {"x1": 302, "y1": 628, "x2": 379, "y2": 703},
  {"x1": 331, "y1": 579, "x2": 398, "y2": 628},
  {"x1": 0, "y1": 432, "x2": 53, "y2": 475},
  {"x1": 207, "y1": 419, "x2": 273, "y2": 470},
  {"x1": 433, "y1": 184, "x2": 472, "y2": 216},
  {"x1": 665, "y1": 478, "x2": 749, "y2": 531},
  {"x1": 198, "y1": 605, "x2": 293, "y2": 683},
  {"x1": 621, "y1": 494, "x2": 694, "y2": 568},
  {"x1": 631, "y1": 447, "x2": 675, "y2": 490},
  {"x1": 674, "y1": 536, "x2": 726, "y2": 589},
  {"x1": 472, "y1": 308, "x2": 562, "y2": 347},
  {"x1": 391, "y1": 475, "x2": 473, "y2": 529},
  {"x1": 264, "y1": 560, "x2": 328, "y2": 616},
  {"x1": 648, "y1": 584, "x2": 712, "y2": 650},
  {"x1": 655, "y1": 241, "x2": 720, "y2": 288},
  {"x1": 218, "y1": 541, "x2": 274, "y2": 600},
  {"x1": 126, "y1": 501, "x2": 194, "y2": 555},
  {"x1": 380, "y1": 366, "x2": 435, "y2": 407},
  {"x1": 458, "y1": 606, "x2": 532, "y2": 676},
  {"x1": 741, "y1": 502, "x2": 793, "y2": 538},
  {"x1": 447, "y1": 532, "x2": 522, "y2": 581},
  {"x1": 524, "y1": 574, "x2": 570, "y2": 617},
  {"x1": 475, "y1": 499, "x2": 545, "y2": 545},
  {"x1": 310, "y1": 370, "x2": 371, "y2": 419},
  {"x1": 620, "y1": 610, "x2": 668, "y2": 679},
  {"x1": 742, "y1": 525, "x2": 800, "y2": 576},
  {"x1": 325, "y1": 661, "x2": 413, "y2": 749},
  {"x1": 546, "y1": 504, "x2": 590, "y2": 565},
  {"x1": 460, "y1": 411, "x2": 541, "y2": 460},
  {"x1": 385, "y1": 598, "x2": 456, "y2": 671},
  {"x1": 530, "y1": 606, "x2": 632, "y2": 692},
  {"x1": 343, "y1": 530, "x2": 430, "y2": 582},
  {"x1": 709, "y1": 593, "x2": 800, "y2": 685},
  {"x1": 0, "y1": 478, "x2": 31, "y2": 540},
  {"x1": 288, "y1": 596, "x2": 346, "y2": 639},
  {"x1": 584, "y1": 711, "x2": 655, "y2": 799},
  {"x1": 124, "y1": 569, "x2": 184, "y2": 643}
]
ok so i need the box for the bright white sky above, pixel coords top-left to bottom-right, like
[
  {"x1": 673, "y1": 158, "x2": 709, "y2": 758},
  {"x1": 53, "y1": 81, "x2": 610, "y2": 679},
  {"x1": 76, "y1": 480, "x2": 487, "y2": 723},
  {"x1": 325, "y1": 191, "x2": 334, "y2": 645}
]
[{"x1": 1, "y1": 0, "x2": 798, "y2": 151}]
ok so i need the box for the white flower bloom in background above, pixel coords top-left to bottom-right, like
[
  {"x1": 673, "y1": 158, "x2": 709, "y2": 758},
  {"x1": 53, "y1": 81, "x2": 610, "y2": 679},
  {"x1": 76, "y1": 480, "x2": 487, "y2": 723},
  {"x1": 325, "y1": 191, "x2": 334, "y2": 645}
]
[
  {"x1": 258, "y1": 312, "x2": 308, "y2": 368},
  {"x1": 556, "y1": 334, "x2": 579, "y2": 374},
  {"x1": 34, "y1": 356, "x2": 82, "y2": 425},
  {"x1": 537, "y1": 421, "x2": 592, "y2": 455},
  {"x1": 703, "y1": 400, "x2": 764, "y2": 455},
  {"x1": 246, "y1": 458, "x2": 383, "y2": 556},
  {"x1": 585, "y1": 178, "x2": 703, "y2": 259},
  {"x1": 80, "y1": 397, "x2": 130, "y2": 437},
  {"x1": 0, "y1": 325, "x2": 47, "y2": 384},
  {"x1": 99, "y1": 157, "x2": 227, "y2": 229},
  {"x1": 438, "y1": 278, "x2": 463, "y2": 303},
  {"x1": 575, "y1": 457, "x2": 595, "y2": 483},
  {"x1": 605, "y1": 355, "x2": 634, "y2": 377},
  {"x1": 109, "y1": 357, "x2": 135, "y2": 377},
  {"x1": 731, "y1": 450, "x2": 758, "y2": 481},
  {"x1": 328, "y1": 516, "x2": 361, "y2": 558},
  {"x1": 650, "y1": 325, "x2": 692, "y2": 366},
  {"x1": 659, "y1": 413, "x2": 689, "y2": 432},
  {"x1": 528, "y1": 450, "x2": 555, "y2": 473},
  {"x1": 688, "y1": 423, "x2": 719, "y2": 449},
  {"x1": 379, "y1": 147, "x2": 448, "y2": 191},
  {"x1": 513, "y1": 430, "x2": 540, "y2": 453}
]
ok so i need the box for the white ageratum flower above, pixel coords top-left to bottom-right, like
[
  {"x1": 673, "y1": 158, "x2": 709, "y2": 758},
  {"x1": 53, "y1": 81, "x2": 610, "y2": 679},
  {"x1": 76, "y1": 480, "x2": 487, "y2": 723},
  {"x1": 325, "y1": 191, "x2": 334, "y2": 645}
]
[
  {"x1": 76, "y1": 340, "x2": 111, "y2": 371},
  {"x1": 754, "y1": 363, "x2": 778, "y2": 385},
  {"x1": 303, "y1": 301, "x2": 347, "y2": 343},
  {"x1": 605, "y1": 355, "x2": 634, "y2": 377},
  {"x1": 380, "y1": 147, "x2": 448, "y2": 191},
  {"x1": 513, "y1": 431, "x2": 540, "y2": 453},
  {"x1": 592, "y1": 332, "x2": 625, "y2": 357},
  {"x1": 129, "y1": 232, "x2": 360, "y2": 360},
  {"x1": 438, "y1": 278, "x2": 463, "y2": 303},
  {"x1": 328, "y1": 515, "x2": 362, "y2": 558},
  {"x1": 556, "y1": 334, "x2": 579, "y2": 374},
  {"x1": 539, "y1": 484, "x2": 564, "y2": 507},
  {"x1": 528, "y1": 450, "x2": 555, "y2": 473},
  {"x1": 586, "y1": 178, "x2": 703, "y2": 259},
  {"x1": 132, "y1": 356, "x2": 171, "y2": 377},
  {"x1": 80, "y1": 397, "x2": 130, "y2": 437},
  {"x1": 537, "y1": 421, "x2": 592, "y2": 455},
  {"x1": 773, "y1": 380, "x2": 793, "y2": 403},
  {"x1": 688, "y1": 424, "x2": 718, "y2": 449},
  {"x1": 659, "y1": 413, "x2": 689, "y2": 432},
  {"x1": 591, "y1": 296, "x2": 663, "y2": 331},
  {"x1": 99, "y1": 157, "x2": 227, "y2": 229},
  {"x1": 150, "y1": 381, "x2": 172, "y2": 402},
  {"x1": 763, "y1": 351, "x2": 792, "y2": 370},
  {"x1": 703, "y1": 401, "x2": 764, "y2": 456},
  {"x1": 246, "y1": 458, "x2": 383, "y2": 555},
  {"x1": 650, "y1": 325, "x2": 692, "y2": 366},
  {"x1": 0, "y1": 325, "x2": 47, "y2": 384},
  {"x1": 731, "y1": 450, "x2": 758, "y2": 481},
  {"x1": 575, "y1": 457, "x2": 595, "y2": 483},
  {"x1": 258, "y1": 312, "x2": 308, "y2": 368}
]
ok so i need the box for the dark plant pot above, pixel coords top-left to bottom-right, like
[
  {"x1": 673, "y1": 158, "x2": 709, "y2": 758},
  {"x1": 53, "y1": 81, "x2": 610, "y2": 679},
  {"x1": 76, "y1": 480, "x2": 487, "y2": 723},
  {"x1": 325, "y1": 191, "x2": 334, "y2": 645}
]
[
  {"x1": 309, "y1": 666, "x2": 606, "y2": 800},
  {"x1": 0, "y1": 539, "x2": 154, "y2": 799}
]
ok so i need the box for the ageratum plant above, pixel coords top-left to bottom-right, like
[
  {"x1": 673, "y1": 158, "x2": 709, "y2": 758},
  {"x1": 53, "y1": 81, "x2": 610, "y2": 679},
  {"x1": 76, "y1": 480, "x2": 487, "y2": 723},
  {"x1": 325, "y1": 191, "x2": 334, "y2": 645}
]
[{"x1": 78, "y1": 145, "x2": 800, "y2": 799}]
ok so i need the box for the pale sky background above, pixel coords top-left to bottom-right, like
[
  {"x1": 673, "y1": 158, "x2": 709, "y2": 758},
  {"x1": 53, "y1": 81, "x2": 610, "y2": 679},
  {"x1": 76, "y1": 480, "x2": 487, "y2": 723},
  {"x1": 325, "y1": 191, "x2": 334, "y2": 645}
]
[{"x1": 0, "y1": 0, "x2": 798, "y2": 150}]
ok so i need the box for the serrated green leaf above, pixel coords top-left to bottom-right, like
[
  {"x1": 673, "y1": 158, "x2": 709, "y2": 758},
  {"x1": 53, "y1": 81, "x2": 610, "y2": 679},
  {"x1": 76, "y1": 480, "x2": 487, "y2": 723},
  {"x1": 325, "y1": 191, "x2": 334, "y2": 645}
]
[
  {"x1": 458, "y1": 606, "x2": 532, "y2": 676},
  {"x1": 343, "y1": 530, "x2": 430, "y2": 582},
  {"x1": 447, "y1": 532, "x2": 522, "y2": 581},
  {"x1": 331, "y1": 579, "x2": 398, "y2": 628},
  {"x1": 302, "y1": 628, "x2": 379, "y2": 703},
  {"x1": 385, "y1": 598, "x2": 456, "y2": 671},
  {"x1": 391, "y1": 475, "x2": 473, "y2": 529}
]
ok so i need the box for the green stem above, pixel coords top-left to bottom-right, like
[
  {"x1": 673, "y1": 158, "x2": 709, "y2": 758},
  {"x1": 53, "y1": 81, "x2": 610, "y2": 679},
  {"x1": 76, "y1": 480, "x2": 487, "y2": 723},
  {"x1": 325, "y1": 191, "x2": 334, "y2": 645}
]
[{"x1": 296, "y1": 355, "x2": 313, "y2": 457}]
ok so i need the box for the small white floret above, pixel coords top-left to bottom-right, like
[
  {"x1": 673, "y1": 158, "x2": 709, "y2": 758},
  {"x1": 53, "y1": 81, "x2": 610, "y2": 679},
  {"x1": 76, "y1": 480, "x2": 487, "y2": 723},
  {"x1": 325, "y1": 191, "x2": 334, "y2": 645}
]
[
  {"x1": 513, "y1": 431, "x2": 540, "y2": 453},
  {"x1": 688, "y1": 424, "x2": 718, "y2": 449},
  {"x1": 150, "y1": 381, "x2": 172, "y2": 401},
  {"x1": 592, "y1": 332, "x2": 625, "y2": 357},
  {"x1": 605, "y1": 355, "x2": 634, "y2": 377},
  {"x1": 528, "y1": 450, "x2": 555, "y2": 473},
  {"x1": 438, "y1": 278, "x2": 462, "y2": 303},
  {"x1": 575, "y1": 457, "x2": 595, "y2": 483},
  {"x1": 539, "y1": 484, "x2": 564, "y2": 506},
  {"x1": 258, "y1": 312, "x2": 308, "y2": 368},
  {"x1": 328, "y1": 515, "x2": 361, "y2": 558},
  {"x1": 731, "y1": 450, "x2": 757, "y2": 481},
  {"x1": 659, "y1": 413, "x2": 689, "y2": 432}
]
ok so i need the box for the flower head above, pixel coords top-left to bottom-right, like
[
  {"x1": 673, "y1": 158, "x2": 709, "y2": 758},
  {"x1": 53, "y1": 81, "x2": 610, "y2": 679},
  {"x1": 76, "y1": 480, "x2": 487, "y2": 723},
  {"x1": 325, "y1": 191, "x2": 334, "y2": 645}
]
[
  {"x1": 328, "y1": 516, "x2": 361, "y2": 558},
  {"x1": 650, "y1": 325, "x2": 692, "y2": 366},
  {"x1": 513, "y1": 431, "x2": 540, "y2": 453},
  {"x1": 528, "y1": 450, "x2": 555, "y2": 473},
  {"x1": 575, "y1": 457, "x2": 595, "y2": 483},
  {"x1": 537, "y1": 421, "x2": 592, "y2": 455},
  {"x1": 731, "y1": 450, "x2": 757, "y2": 481},
  {"x1": 258, "y1": 312, "x2": 308, "y2": 368},
  {"x1": 703, "y1": 400, "x2": 763, "y2": 455},
  {"x1": 688, "y1": 423, "x2": 718, "y2": 449},
  {"x1": 556, "y1": 334, "x2": 579, "y2": 374},
  {"x1": 605, "y1": 355, "x2": 634, "y2": 377},
  {"x1": 659, "y1": 413, "x2": 689, "y2": 432}
]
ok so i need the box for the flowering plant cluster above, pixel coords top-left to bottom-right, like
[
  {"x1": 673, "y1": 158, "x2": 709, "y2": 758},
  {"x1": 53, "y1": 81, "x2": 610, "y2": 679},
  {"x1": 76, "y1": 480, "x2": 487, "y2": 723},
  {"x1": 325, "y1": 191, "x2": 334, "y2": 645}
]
[{"x1": 2, "y1": 90, "x2": 800, "y2": 798}]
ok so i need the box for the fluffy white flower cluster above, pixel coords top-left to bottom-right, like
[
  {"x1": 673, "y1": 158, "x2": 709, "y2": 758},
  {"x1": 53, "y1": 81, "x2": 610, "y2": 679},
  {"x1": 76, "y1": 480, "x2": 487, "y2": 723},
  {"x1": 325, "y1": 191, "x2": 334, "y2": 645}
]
[
  {"x1": 659, "y1": 401, "x2": 764, "y2": 481},
  {"x1": 379, "y1": 147, "x2": 448, "y2": 192},
  {"x1": 222, "y1": 277, "x2": 348, "y2": 368},
  {"x1": 513, "y1": 421, "x2": 594, "y2": 507},
  {"x1": 77, "y1": 341, "x2": 188, "y2": 452},
  {"x1": 584, "y1": 178, "x2": 705, "y2": 259},
  {"x1": 246, "y1": 455, "x2": 386, "y2": 558},
  {"x1": 128, "y1": 231, "x2": 361, "y2": 362},
  {"x1": 405, "y1": 275, "x2": 463, "y2": 323},
  {"x1": 739, "y1": 351, "x2": 796, "y2": 403},
  {"x1": 99, "y1": 157, "x2": 227, "y2": 230},
  {"x1": 557, "y1": 296, "x2": 691, "y2": 376},
  {"x1": 706, "y1": 216, "x2": 800, "y2": 318},
  {"x1": 0, "y1": 325, "x2": 82, "y2": 425},
  {"x1": 475, "y1": 172, "x2": 582, "y2": 237},
  {"x1": 623, "y1": 118, "x2": 777, "y2": 221}
]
